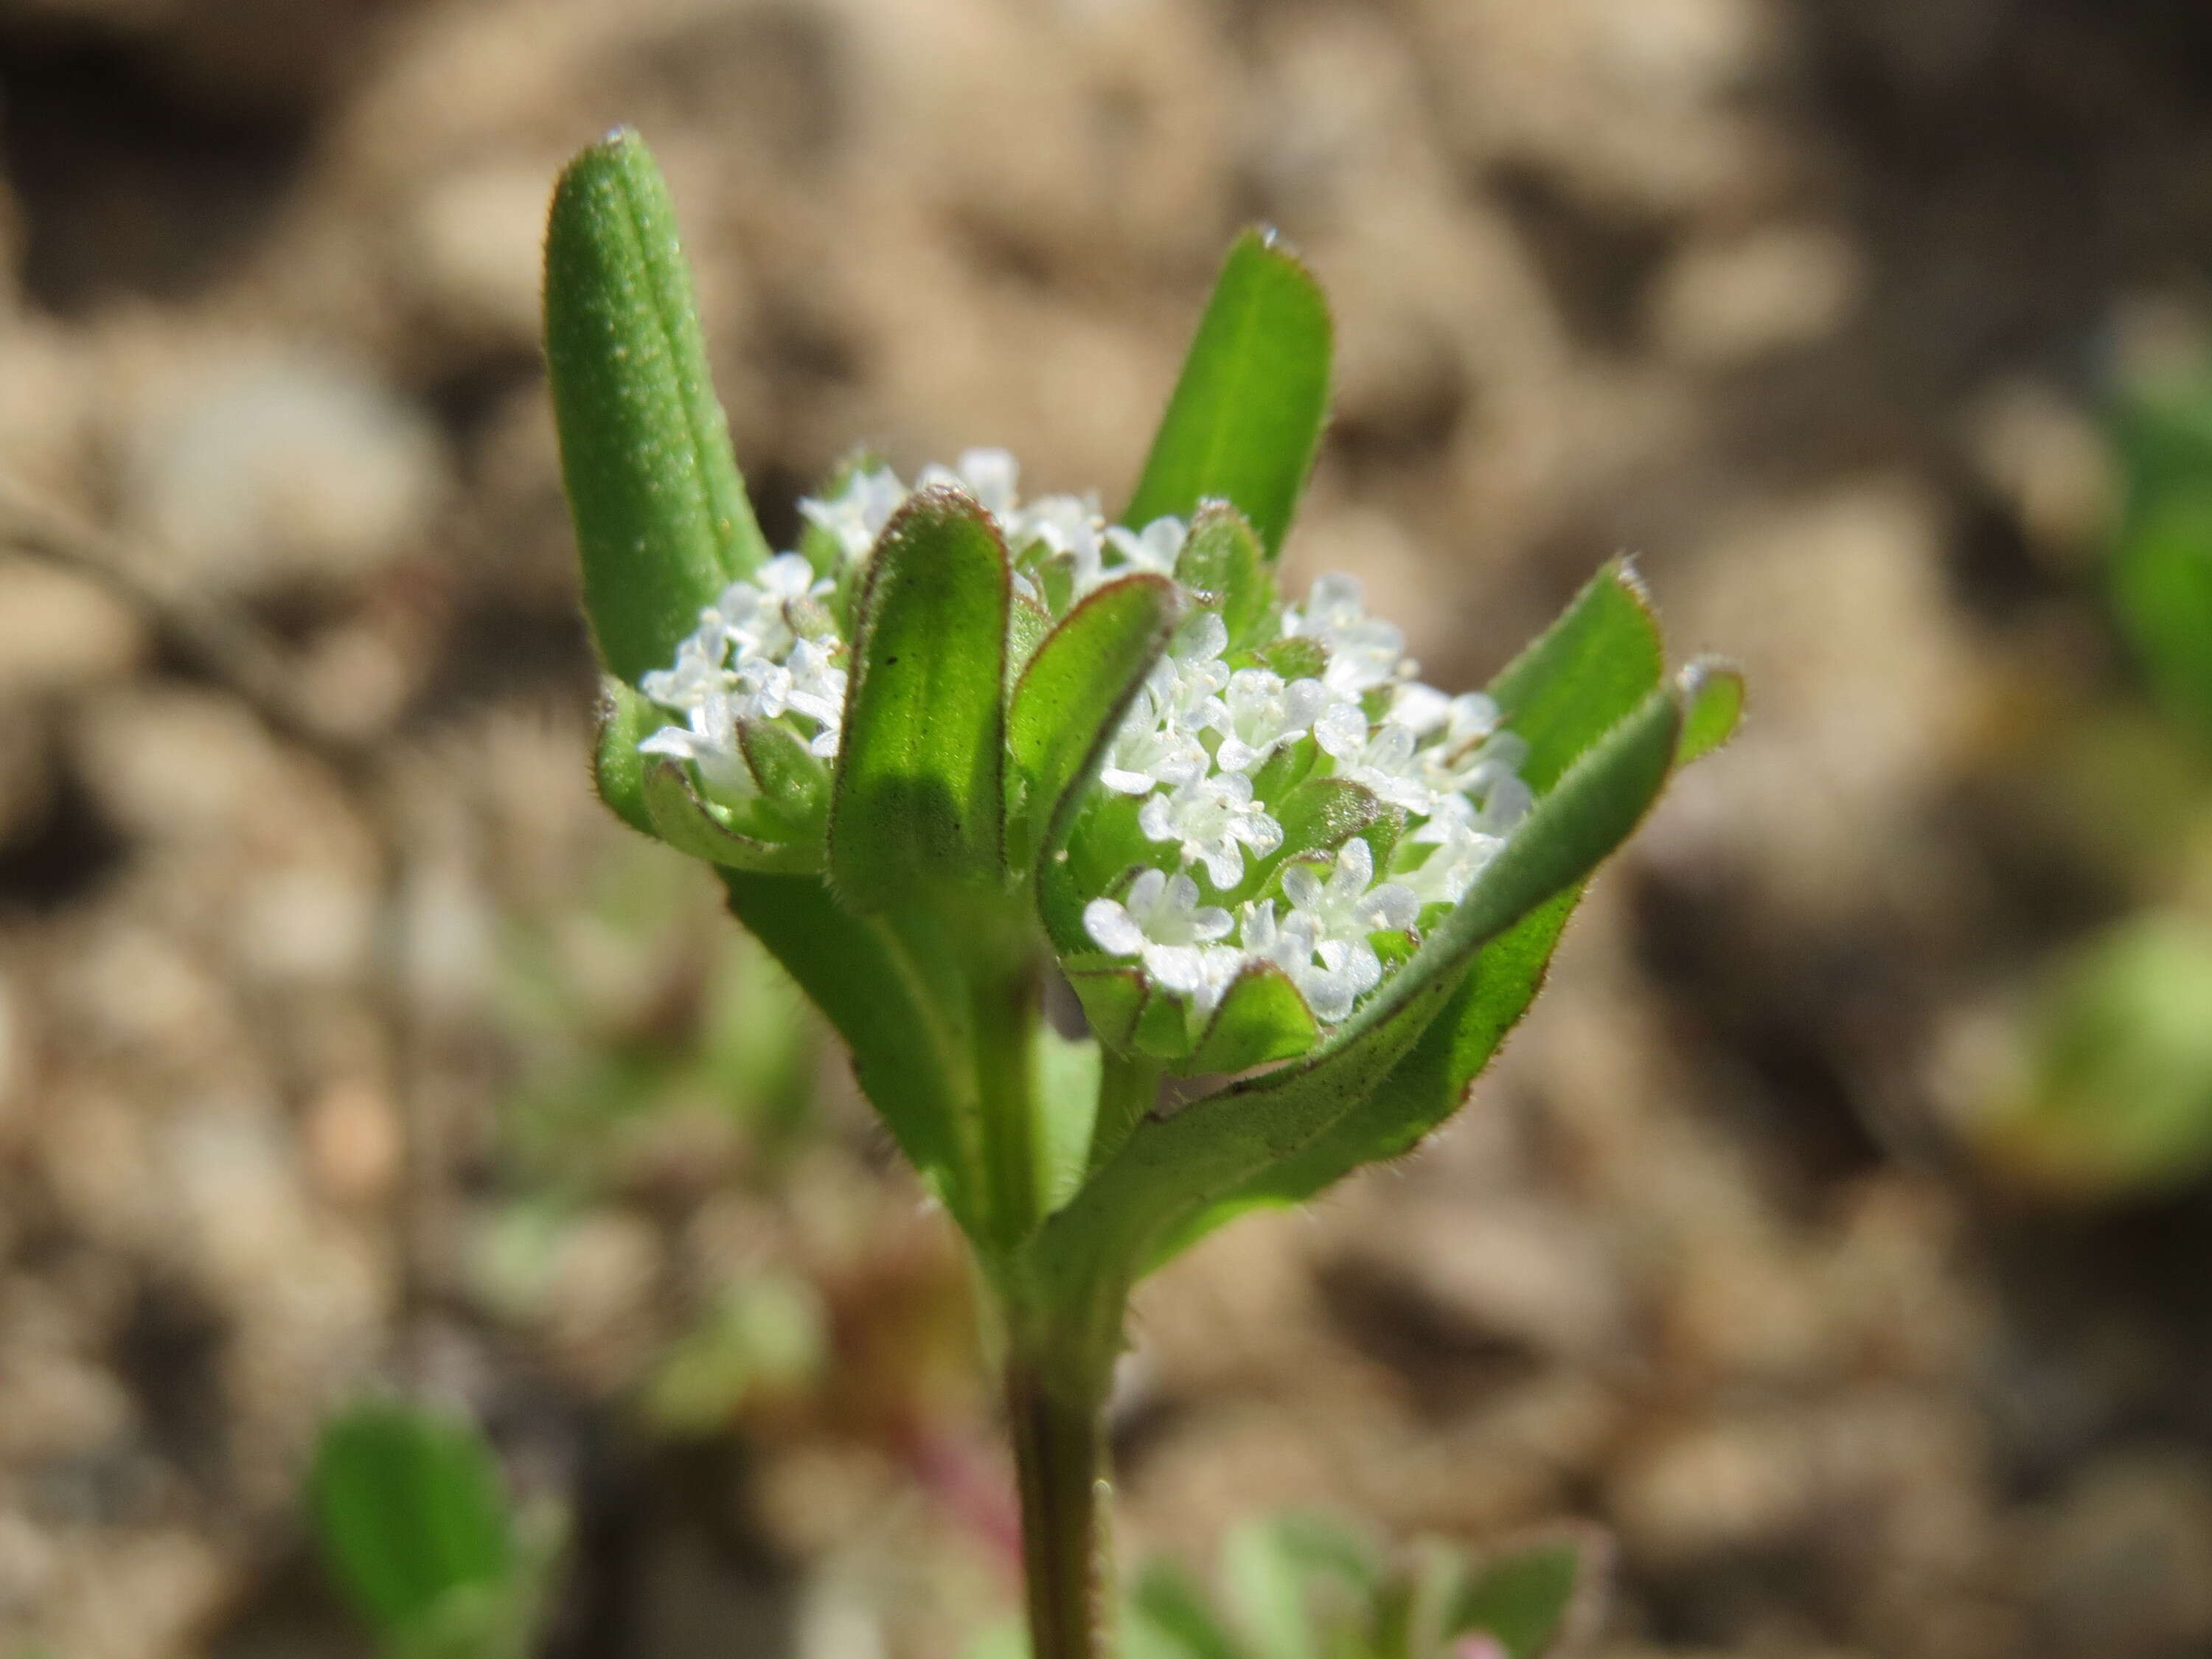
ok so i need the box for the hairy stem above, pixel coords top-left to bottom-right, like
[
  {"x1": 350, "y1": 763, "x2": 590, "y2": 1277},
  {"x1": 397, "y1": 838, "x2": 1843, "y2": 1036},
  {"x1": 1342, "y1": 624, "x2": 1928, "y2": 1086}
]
[{"x1": 1007, "y1": 1357, "x2": 1110, "y2": 1659}]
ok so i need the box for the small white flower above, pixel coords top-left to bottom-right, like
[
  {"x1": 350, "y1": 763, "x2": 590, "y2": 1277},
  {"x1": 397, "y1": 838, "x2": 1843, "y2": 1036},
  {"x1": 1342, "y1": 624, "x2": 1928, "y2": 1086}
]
[
  {"x1": 713, "y1": 554, "x2": 835, "y2": 663},
  {"x1": 1281, "y1": 837, "x2": 1419, "y2": 942},
  {"x1": 1099, "y1": 679, "x2": 1211, "y2": 795},
  {"x1": 1210, "y1": 669, "x2": 1329, "y2": 774},
  {"x1": 1084, "y1": 869, "x2": 1242, "y2": 1014},
  {"x1": 1397, "y1": 795, "x2": 1507, "y2": 908},
  {"x1": 1420, "y1": 727, "x2": 1533, "y2": 823},
  {"x1": 1104, "y1": 516, "x2": 1188, "y2": 580},
  {"x1": 1097, "y1": 612, "x2": 1231, "y2": 794},
  {"x1": 1445, "y1": 691, "x2": 1503, "y2": 745},
  {"x1": 1138, "y1": 770, "x2": 1284, "y2": 888},
  {"x1": 1240, "y1": 898, "x2": 1318, "y2": 975},
  {"x1": 1316, "y1": 717, "x2": 1433, "y2": 813},
  {"x1": 783, "y1": 637, "x2": 848, "y2": 756},
  {"x1": 1284, "y1": 574, "x2": 1405, "y2": 696},
  {"x1": 1240, "y1": 897, "x2": 1373, "y2": 1025},
  {"x1": 1389, "y1": 681, "x2": 1455, "y2": 737},
  {"x1": 1009, "y1": 493, "x2": 1107, "y2": 598},
  {"x1": 640, "y1": 619, "x2": 734, "y2": 713},
  {"x1": 917, "y1": 447, "x2": 1023, "y2": 524},
  {"x1": 1269, "y1": 839, "x2": 1420, "y2": 1021},
  {"x1": 639, "y1": 689, "x2": 759, "y2": 804},
  {"x1": 799, "y1": 465, "x2": 906, "y2": 563}
]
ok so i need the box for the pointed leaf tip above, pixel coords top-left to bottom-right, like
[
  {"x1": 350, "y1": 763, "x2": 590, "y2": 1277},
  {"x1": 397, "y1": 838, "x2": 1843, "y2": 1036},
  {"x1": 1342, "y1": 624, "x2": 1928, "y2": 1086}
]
[
  {"x1": 1488, "y1": 560, "x2": 1665, "y2": 794},
  {"x1": 1123, "y1": 228, "x2": 1332, "y2": 560},
  {"x1": 1676, "y1": 656, "x2": 1745, "y2": 764}
]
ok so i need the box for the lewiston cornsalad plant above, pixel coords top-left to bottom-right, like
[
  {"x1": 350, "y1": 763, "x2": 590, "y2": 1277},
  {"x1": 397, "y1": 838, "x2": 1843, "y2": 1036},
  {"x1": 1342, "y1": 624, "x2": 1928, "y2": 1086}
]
[{"x1": 543, "y1": 129, "x2": 1740, "y2": 1659}]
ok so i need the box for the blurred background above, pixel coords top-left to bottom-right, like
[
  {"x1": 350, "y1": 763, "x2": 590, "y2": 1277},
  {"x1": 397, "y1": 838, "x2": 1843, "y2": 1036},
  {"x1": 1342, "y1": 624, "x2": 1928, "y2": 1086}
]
[{"x1": 5, "y1": 0, "x2": 2212, "y2": 1655}]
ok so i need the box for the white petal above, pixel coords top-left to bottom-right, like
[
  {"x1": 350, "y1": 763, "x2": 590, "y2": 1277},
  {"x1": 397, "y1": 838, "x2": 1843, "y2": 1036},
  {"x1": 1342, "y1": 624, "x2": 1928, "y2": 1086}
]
[
  {"x1": 1314, "y1": 701, "x2": 1368, "y2": 757},
  {"x1": 1357, "y1": 882, "x2": 1421, "y2": 933},
  {"x1": 1197, "y1": 843, "x2": 1243, "y2": 889},
  {"x1": 1280, "y1": 862, "x2": 1324, "y2": 911},
  {"x1": 1333, "y1": 837, "x2": 1375, "y2": 890},
  {"x1": 1084, "y1": 900, "x2": 1146, "y2": 958},
  {"x1": 1144, "y1": 942, "x2": 1204, "y2": 992},
  {"x1": 1391, "y1": 682, "x2": 1453, "y2": 735}
]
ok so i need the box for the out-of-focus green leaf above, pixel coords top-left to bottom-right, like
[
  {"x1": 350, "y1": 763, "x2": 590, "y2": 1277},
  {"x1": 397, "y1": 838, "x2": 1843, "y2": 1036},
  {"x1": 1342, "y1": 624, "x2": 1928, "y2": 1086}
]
[
  {"x1": 830, "y1": 487, "x2": 1011, "y2": 911},
  {"x1": 544, "y1": 128, "x2": 768, "y2": 684},
  {"x1": 1127, "y1": 1564, "x2": 1245, "y2": 1659},
  {"x1": 310, "y1": 1402, "x2": 515, "y2": 1647},
  {"x1": 1007, "y1": 575, "x2": 1180, "y2": 875},
  {"x1": 1225, "y1": 1520, "x2": 1321, "y2": 1659},
  {"x1": 1124, "y1": 229, "x2": 1332, "y2": 560},
  {"x1": 1446, "y1": 1539, "x2": 1593, "y2": 1659},
  {"x1": 593, "y1": 678, "x2": 658, "y2": 836},
  {"x1": 1177, "y1": 502, "x2": 1274, "y2": 648},
  {"x1": 1978, "y1": 912, "x2": 2212, "y2": 1197},
  {"x1": 2115, "y1": 488, "x2": 2212, "y2": 743},
  {"x1": 1488, "y1": 562, "x2": 1664, "y2": 793},
  {"x1": 644, "y1": 1275, "x2": 827, "y2": 1436}
]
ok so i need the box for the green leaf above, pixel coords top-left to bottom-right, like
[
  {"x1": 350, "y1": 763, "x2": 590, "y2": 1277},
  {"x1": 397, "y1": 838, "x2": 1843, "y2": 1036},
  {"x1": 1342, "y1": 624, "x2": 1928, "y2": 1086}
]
[
  {"x1": 830, "y1": 487, "x2": 1011, "y2": 911},
  {"x1": 1174, "y1": 891, "x2": 1574, "y2": 1254},
  {"x1": 720, "y1": 870, "x2": 976, "y2": 1230},
  {"x1": 310, "y1": 1402, "x2": 515, "y2": 1644},
  {"x1": 1176, "y1": 502, "x2": 1274, "y2": 648},
  {"x1": 1124, "y1": 229, "x2": 1332, "y2": 560},
  {"x1": 1006, "y1": 575, "x2": 1180, "y2": 874},
  {"x1": 1189, "y1": 964, "x2": 1318, "y2": 1075},
  {"x1": 1225, "y1": 1520, "x2": 1321, "y2": 1659},
  {"x1": 2115, "y1": 487, "x2": 2212, "y2": 744},
  {"x1": 1030, "y1": 681, "x2": 1685, "y2": 1328},
  {"x1": 1066, "y1": 958, "x2": 1149, "y2": 1053},
  {"x1": 641, "y1": 759, "x2": 819, "y2": 873},
  {"x1": 739, "y1": 720, "x2": 831, "y2": 838},
  {"x1": 1126, "y1": 1564, "x2": 1245, "y2": 1659},
  {"x1": 593, "y1": 678, "x2": 658, "y2": 836},
  {"x1": 1488, "y1": 561, "x2": 1663, "y2": 793},
  {"x1": 1978, "y1": 911, "x2": 2212, "y2": 1198},
  {"x1": 1675, "y1": 656, "x2": 1745, "y2": 764},
  {"x1": 544, "y1": 128, "x2": 769, "y2": 685},
  {"x1": 1447, "y1": 1539, "x2": 1595, "y2": 1659}
]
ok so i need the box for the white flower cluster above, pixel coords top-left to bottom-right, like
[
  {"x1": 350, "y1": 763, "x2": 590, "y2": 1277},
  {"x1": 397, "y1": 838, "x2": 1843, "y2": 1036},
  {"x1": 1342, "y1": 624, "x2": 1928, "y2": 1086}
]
[
  {"x1": 635, "y1": 448, "x2": 1533, "y2": 1032},
  {"x1": 1081, "y1": 571, "x2": 1531, "y2": 1026}
]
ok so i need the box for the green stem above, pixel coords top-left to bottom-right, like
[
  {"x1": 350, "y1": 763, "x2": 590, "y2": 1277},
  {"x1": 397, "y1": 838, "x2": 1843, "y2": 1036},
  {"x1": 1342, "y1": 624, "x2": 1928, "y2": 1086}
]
[
  {"x1": 1088, "y1": 1051, "x2": 1162, "y2": 1176},
  {"x1": 970, "y1": 938, "x2": 1043, "y2": 1248},
  {"x1": 1007, "y1": 1358, "x2": 1110, "y2": 1659}
]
